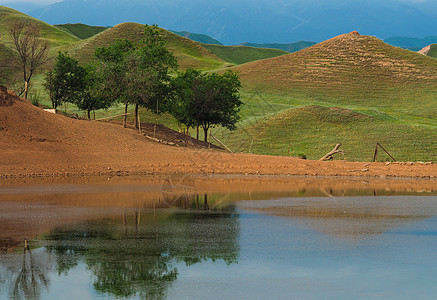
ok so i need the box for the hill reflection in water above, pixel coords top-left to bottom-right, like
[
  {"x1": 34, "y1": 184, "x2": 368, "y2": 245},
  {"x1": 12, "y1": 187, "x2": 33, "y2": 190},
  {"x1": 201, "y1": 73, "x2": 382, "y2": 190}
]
[{"x1": 1, "y1": 175, "x2": 437, "y2": 299}]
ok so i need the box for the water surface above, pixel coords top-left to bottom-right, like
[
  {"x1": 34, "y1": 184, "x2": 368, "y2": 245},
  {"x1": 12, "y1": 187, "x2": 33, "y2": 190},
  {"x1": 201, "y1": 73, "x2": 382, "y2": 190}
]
[{"x1": 1, "y1": 175, "x2": 437, "y2": 299}]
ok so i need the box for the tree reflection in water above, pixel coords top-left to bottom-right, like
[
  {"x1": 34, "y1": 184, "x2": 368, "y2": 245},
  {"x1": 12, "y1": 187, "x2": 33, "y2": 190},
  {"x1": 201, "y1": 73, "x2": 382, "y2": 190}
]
[
  {"x1": 11, "y1": 250, "x2": 49, "y2": 299},
  {"x1": 46, "y1": 196, "x2": 240, "y2": 299}
]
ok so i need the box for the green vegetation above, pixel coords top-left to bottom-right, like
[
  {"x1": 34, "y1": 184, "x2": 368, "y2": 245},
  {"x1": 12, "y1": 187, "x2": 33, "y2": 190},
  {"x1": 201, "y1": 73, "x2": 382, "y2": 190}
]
[
  {"x1": 68, "y1": 22, "x2": 227, "y2": 71},
  {"x1": 44, "y1": 52, "x2": 110, "y2": 117},
  {"x1": 427, "y1": 44, "x2": 437, "y2": 59},
  {"x1": 202, "y1": 44, "x2": 288, "y2": 65},
  {"x1": 170, "y1": 30, "x2": 222, "y2": 45},
  {"x1": 170, "y1": 69, "x2": 242, "y2": 141},
  {"x1": 240, "y1": 41, "x2": 316, "y2": 53},
  {"x1": 55, "y1": 23, "x2": 109, "y2": 39},
  {"x1": 0, "y1": 6, "x2": 79, "y2": 48}
]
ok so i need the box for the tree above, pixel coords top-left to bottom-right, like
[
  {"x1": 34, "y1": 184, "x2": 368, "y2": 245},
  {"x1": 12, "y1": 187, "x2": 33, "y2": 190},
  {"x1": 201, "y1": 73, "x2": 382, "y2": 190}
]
[
  {"x1": 169, "y1": 68, "x2": 202, "y2": 133},
  {"x1": 43, "y1": 70, "x2": 61, "y2": 109},
  {"x1": 44, "y1": 52, "x2": 110, "y2": 118},
  {"x1": 44, "y1": 51, "x2": 86, "y2": 109},
  {"x1": 94, "y1": 25, "x2": 177, "y2": 129},
  {"x1": 8, "y1": 22, "x2": 49, "y2": 99},
  {"x1": 76, "y1": 65, "x2": 111, "y2": 119},
  {"x1": 170, "y1": 69, "x2": 242, "y2": 142}
]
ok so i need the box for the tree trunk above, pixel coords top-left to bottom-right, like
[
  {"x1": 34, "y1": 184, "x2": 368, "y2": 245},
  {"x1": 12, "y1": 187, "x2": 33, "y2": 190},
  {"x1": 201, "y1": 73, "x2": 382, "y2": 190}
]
[
  {"x1": 24, "y1": 81, "x2": 29, "y2": 99},
  {"x1": 123, "y1": 103, "x2": 128, "y2": 128},
  {"x1": 203, "y1": 126, "x2": 209, "y2": 143},
  {"x1": 134, "y1": 104, "x2": 139, "y2": 129},
  {"x1": 87, "y1": 110, "x2": 91, "y2": 119}
]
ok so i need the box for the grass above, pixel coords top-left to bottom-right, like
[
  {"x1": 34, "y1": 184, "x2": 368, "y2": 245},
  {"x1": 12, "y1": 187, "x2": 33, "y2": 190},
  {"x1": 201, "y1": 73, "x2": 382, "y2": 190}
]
[
  {"x1": 427, "y1": 44, "x2": 437, "y2": 59},
  {"x1": 212, "y1": 104, "x2": 437, "y2": 162},
  {"x1": 240, "y1": 41, "x2": 316, "y2": 53},
  {"x1": 0, "y1": 6, "x2": 79, "y2": 47},
  {"x1": 68, "y1": 22, "x2": 228, "y2": 70},
  {"x1": 202, "y1": 44, "x2": 288, "y2": 65},
  {"x1": 55, "y1": 23, "x2": 109, "y2": 40}
]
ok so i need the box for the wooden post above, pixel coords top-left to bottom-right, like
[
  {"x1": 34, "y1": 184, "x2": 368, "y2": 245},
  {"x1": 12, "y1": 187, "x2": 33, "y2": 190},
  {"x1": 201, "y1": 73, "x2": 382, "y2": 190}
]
[{"x1": 372, "y1": 144, "x2": 379, "y2": 162}]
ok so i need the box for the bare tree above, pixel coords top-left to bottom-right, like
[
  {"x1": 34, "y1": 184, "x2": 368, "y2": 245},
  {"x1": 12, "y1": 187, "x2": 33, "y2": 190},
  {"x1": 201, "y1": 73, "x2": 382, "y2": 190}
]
[{"x1": 8, "y1": 22, "x2": 50, "y2": 99}]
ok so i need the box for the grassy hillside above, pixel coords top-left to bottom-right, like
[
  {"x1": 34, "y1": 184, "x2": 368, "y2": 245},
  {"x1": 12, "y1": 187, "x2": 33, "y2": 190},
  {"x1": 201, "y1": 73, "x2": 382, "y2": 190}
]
[
  {"x1": 0, "y1": 6, "x2": 79, "y2": 48},
  {"x1": 426, "y1": 44, "x2": 437, "y2": 58},
  {"x1": 215, "y1": 105, "x2": 437, "y2": 162},
  {"x1": 55, "y1": 23, "x2": 108, "y2": 39},
  {"x1": 170, "y1": 30, "x2": 222, "y2": 45},
  {"x1": 69, "y1": 22, "x2": 228, "y2": 70},
  {"x1": 202, "y1": 44, "x2": 288, "y2": 65},
  {"x1": 207, "y1": 32, "x2": 437, "y2": 162},
  {"x1": 240, "y1": 41, "x2": 316, "y2": 53}
]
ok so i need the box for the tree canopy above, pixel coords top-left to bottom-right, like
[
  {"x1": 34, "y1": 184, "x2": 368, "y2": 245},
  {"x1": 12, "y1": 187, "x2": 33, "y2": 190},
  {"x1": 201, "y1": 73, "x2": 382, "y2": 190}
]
[
  {"x1": 94, "y1": 25, "x2": 177, "y2": 128},
  {"x1": 170, "y1": 69, "x2": 242, "y2": 142}
]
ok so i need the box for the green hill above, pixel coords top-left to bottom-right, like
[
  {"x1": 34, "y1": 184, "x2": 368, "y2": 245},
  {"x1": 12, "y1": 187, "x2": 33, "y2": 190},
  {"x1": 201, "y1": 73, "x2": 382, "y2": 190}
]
[
  {"x1": 419, "y1": 44, "x2": 437, "y2": 59},
  {"x1": 212, "y1": 32, "x2": 437, "y2": 161},
  {"x1": 69, "y1": 22, "x2": 228, "y2": 70},
  {"x1": 202, "y1": 44, "x2": 288, "y2": 65},
  {"x1": 0, "y1": 6, "x2": 79, "y2": 47},
  {"x1": 55, "y1": 23, "x2": 109, "y2": 39},
  {"x1": 170, "y1": 30, "x2": 222, "y2": 45},
  {"x1": 240, "y1": 41, "x2": 316, "y2": 53}
]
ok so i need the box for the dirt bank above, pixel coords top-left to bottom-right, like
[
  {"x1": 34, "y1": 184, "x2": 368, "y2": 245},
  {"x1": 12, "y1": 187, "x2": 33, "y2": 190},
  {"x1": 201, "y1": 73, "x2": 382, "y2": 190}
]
[{"x1": 0, "y1": 87, "x2": 436, "y2": 179}]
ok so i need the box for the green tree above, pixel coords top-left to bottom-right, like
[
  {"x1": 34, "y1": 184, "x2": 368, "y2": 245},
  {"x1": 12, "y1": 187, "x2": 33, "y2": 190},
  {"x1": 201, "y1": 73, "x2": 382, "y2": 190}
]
[
  {"x1": 48, "y1": 51, "x2": 87, "y2": 106},
  {"x1": 169, "y1": 68, "x2": 202, "y2": 134},
  {"x1": 170, "y1": 70, "x2": 242, "y2": 142},
  {"x1": 94, "y1": 25, "x2": 177, "y2": 129},
  {"x1": 44, "y1": 52, "x2": 110, "y2": 118}
]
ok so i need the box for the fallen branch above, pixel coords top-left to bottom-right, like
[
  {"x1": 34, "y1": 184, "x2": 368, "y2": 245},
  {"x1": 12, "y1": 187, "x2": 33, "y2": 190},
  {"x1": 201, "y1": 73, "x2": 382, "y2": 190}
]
[
  {"x1": 210, "y1": 132, "x2": 233, "y2": 153},
  {"x1": 94, "y1": 113, "x2": 131, "y2": 121},
  {"x1": 319, "y1": 143, "x2": 345, "y2": 161}
]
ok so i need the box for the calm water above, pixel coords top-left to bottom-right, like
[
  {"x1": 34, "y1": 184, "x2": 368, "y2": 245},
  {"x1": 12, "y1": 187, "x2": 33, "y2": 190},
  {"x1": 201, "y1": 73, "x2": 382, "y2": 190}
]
[{"x1": 1, "y1": 176, "x2": 437, "y2": 299}]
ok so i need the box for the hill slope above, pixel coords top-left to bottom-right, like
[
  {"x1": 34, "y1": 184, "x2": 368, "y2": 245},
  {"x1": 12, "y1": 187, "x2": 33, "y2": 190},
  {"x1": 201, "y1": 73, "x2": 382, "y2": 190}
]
[
  {"x1": 69, "y1": 22, "x2": 227, "y2": 70},
  {"x1": 212, "y1": 32, "x2": 437, "y2": 161},
  {"x1": 202, "y1": 44, "x2": 288, "y2": 65},
  {"x1": 0, "y1": 6, "x2": 79, "y2": 47},
  {"x1": 55, "y1": 23, "x2": 109, "y2": 39},
  {"x1": 234, "y1": 32, "x2": 437, "y2": 118},
  {"x1": 170, "y1": 30, "x2": 222, "y2": 45},
  {"x1": 419, "y1": 44, "x2": 437, "y2": 59},
  {"x1": 240, "y1": 41, "x2": 316, "y2": 53},
  {"x1": 1, "y1": 86, "x2": 435, "y2": 177}
]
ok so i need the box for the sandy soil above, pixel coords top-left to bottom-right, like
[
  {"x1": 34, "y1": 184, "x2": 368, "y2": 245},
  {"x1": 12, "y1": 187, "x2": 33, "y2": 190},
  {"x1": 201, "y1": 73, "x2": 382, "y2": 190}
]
[{"x1": 0, "y1": 86, "x2": 436, "y2": 179}]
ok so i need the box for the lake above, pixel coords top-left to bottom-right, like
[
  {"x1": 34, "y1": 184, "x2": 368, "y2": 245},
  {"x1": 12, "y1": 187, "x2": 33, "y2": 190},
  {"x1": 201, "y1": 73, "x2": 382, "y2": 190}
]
[{"x1": 1, "y1": 175, "x2": 437, "y2": 299}]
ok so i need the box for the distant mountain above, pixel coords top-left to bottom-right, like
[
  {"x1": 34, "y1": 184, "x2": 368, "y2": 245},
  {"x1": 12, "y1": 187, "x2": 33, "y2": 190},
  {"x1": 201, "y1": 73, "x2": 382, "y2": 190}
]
[
  {"x1": 240, "y1": 41, "x2": 316, "y2": 53},
  {"x1": 27, "y1": 0, "x2": 437, "y2": 45},
  {"x1": 55, "y1": 23, "x2": 109, "y2": 40},
  {"x1": 170, "y1": 31, "x2": 222, "y2": 45},
  {"x1": 384, "y1": 36, "x2": 437, "y2": 51}
]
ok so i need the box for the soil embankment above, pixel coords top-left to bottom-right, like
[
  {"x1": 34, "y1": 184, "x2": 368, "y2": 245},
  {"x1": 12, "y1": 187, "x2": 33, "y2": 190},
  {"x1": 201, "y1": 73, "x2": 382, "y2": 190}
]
[{"x1": 0, "y1": 87, "x2": 436, "y2": 179}]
